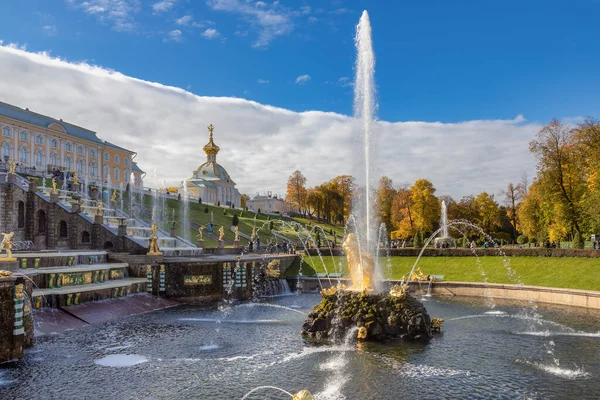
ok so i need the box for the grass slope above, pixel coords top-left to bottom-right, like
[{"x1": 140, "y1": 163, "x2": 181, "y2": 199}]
[{"x1": 288, "y1": 255, "x2": 600, "y2": 292}]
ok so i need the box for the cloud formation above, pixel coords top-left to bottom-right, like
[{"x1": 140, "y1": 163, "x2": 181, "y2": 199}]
[
  {"x1": 151, "y1": 0, "x2": 176, "y2": 14},
  {"x1": 257, "y1": 79, "x2": 270, "y2": 84},
  {"x1": 295, "y1": 74, "x2": 311, "y2": 85},
  {"x1": 165, "y1": 29, "x2": 182, "y2": 42},
  {"x1": 67, "y1": 0, "x2": 140, "y2": 31},
  {"x1": 0, "y1": 44, "x2": 538, "y2": 199},
  {"x1": 201, "y1": 28, "x2": 220, "y2": 39}
]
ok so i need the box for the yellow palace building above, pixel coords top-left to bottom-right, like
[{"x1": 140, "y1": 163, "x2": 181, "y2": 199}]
[{"x1": 0, "y1": 101, "x2": 144, "y2": 188}]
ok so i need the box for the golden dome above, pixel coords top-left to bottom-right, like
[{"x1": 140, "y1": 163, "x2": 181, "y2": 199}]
[{"x1": 203, "y1": 124, "x2": 220, "y2": 156}]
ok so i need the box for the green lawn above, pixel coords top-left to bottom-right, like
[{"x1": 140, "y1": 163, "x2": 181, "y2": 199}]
[{"x1": 286, "y1": 255, "x2": 600, "y2": 292}]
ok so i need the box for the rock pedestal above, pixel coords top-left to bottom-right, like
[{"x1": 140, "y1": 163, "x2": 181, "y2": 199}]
[
  {"x1": 71, "y1": 203, "x2": 81, "y2": 213},
  {"x1": 72, "y1": 183, "x2": 80, "y2": 193},
  {"x1": 6, "y1": 173, "x2": 15, "y2": 184},
  {"x1": 233, "y1": 240, "x2": 240, "y2": 248},
  {"x1": 302, "y1": 290, "x2": 432, "y2": 343},
  {"x1": 218, "y1": 240, "x2": 224, "y2": 249},
  {"x1": 50, "y1": 193, "x2": 59, "y2": 203},
  {"x1": 94, "y1": 215, "x2": 104, "y2": 225},
  {"x1": 0, "y1": 260, "x2": 18, "y2": 272},
  {"x1": 197, "y1": 239, "x2": 204, "y2": 248}
]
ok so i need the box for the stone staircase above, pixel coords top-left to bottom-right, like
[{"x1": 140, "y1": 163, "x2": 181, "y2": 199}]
[{"x1": 15, "y1": 251, "x2": 146, "y2": 308}]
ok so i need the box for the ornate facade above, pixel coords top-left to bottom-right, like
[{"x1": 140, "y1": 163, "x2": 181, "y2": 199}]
[
  {"x1": 0, "y1": 101, "x2": 144, "y2": 188},
  {"x1": 186, "y1": 125, "x2": 241, "y2": 207}
]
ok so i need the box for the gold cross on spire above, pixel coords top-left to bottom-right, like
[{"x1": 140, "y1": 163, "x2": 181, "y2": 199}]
[{"x1": 208, "y1": 124, "x2": 214, "y2": 139}]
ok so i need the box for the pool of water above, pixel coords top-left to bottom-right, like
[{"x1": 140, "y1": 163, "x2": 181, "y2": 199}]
[{"x1": 2, "y1": 294, "x2": 600, "y2": 399}]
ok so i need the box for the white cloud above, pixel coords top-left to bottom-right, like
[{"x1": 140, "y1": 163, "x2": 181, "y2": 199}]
[
  {"x1": 67, "y1": 0, "x2": 140, "y2": 31},
  {"x1": 164, "y1": 29, "x2": 182, "y2": 42},
  {"x1": 201, "y1": 28, "x2": 220, "y2": 39},
  {"x1": 0, "y1": 44, "x2": 539, "y2": 198},
  {"x1": 207, "y1": 0, "x2": 295, "y2": 48},
  {"x1": 175, "y1": 15, "x2": 193, "y2": 25},
  {"x1": 308, "y1": 16, "x2": 318, "y2": 23},
  {"x1": 152, "y1": 0, "x2": 176, "y2": 13},
  {"x1": 257, "y1": 79, "x2": 270, "y2": 84},
  {"x1": 295, "y1": 74, "x2": 311, "y2": 84},
  {"x1": 42, "y1": 25, "x2": 57, "y2": 36},
  {"x1": 255, "y1": 1, "x2": 267, "y2": 7},
  {"x1": 300, "y1": 6, "x2": 311, "y2": 15}
]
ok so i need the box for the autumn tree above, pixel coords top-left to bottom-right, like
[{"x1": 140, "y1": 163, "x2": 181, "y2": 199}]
[
  {"x1": 409, "y1": 179, "x2": 440, "y2": 238},
  {"x1": 390, "y1": 187, "x2": 415, "y2": 240},
  {"x1": 474, "y1": 192, "x2": 502, "y2": 233},
  {"x1": 502, "y1": 183, "x2": 523, "y2": 239},
  {"x1": 573, "y1": 118, "x2": 600, "y2": 234},
  {"x1": 376, "y1": 176, "x2": 396, "y2": 235},
  {"x1": 329, "y1": 175, "x2": 355, "y2": 222},
  {"x1": 529, "y1": 120, "x2": 587, "y2": 245},
  {"x1": 286, "y1": 170, "x2": 308, "y2": 215}
]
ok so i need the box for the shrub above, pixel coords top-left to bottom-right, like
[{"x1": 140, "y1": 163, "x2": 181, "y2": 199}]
[
  {"x1": 258, "y1": 208, "x2": 261, "y2": 214},
  {"x1": 413, "y1": 232, "x2": 423, "y2": 248},
  {"x1": 517, "y1": 234, "x2": 528, "y2": 245},
  {"x1": 217, "y1": 201, "x2": 220, "y2": 207},
  {"x1": 232, "y1": 213, "x2": 239, "y2": 226},
  {"x1": 198, "y1": 197, "x2": 202, "y2": 204},
  {"x1": 573, "y1": 231, "x2": 584, "y2": 249},
  {"x1": 269, "y1": 221, "x2": 274, "y2": 230},
  {"x1": 204, "y1": 206, "x2": 209, "y2": 213}
]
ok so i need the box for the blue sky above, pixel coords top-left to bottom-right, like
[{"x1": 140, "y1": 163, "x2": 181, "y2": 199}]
[{"x1": 1, "y1": 0, "x2": 599, "y2": 124}]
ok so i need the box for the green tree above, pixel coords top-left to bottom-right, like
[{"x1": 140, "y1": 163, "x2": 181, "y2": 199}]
[
  {"x1": 232, "y1": 213, "x2": 239, "y2": 226},
  {"x1": 474, "y1": 192, "x2": 502, "y2": 233},
  {"x1": 376, "y1": 176, "x2": 396, "y2": 236}
]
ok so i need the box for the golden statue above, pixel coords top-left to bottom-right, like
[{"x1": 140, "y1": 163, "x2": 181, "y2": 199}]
[
  {"x1": 148, "y1": 223, "x2": 162, "y2": 255},
  {"x1": 264, "y1": 259, "x2": 281, "y2": 278},
  {"x1": 218, "y1": 226, "x2": 225, "y2": 241},
  {"x1": 0, "y1": 232, "x2": 16, "y2": 260},
  {"x1": 51, "y1": 177, "x2": 58, "y2": 194},
  {"x1": 15, "y1": 283, "x2": 24, "y2": 300},
  {"x1": 208, "y1": 123, "x2": 214, "y2": 135},
  {"x1": 251, "y1": 227, "x2": 256, "y2": 240},
  {"x1": 389, "y1": 284, "x2": 407, "y2": 299},
  {"x1": 357, "y1": 326, "x2": 368, "y2": 340},
  {"x1": 8, "y1": 160, "x2": 16, "y2": 174},
  {"x1": 197, "y1": 225, "x2": 204, "y2": 240},
  {"x1": 0, "y1": 270, "x2": 13, "y2": 277},
  {"x1": 292, "y1": 390, "x2": 313, "y2": 400},
  {"x1": 96, "y1": 200, "x2": 103, "y2": 216},
  {"x1": 234, "y1": 226, "x2": 239, "y2": 241},
  {"x1": 320, "y1": 283, "x2": 347, "y2": 297},
  {"x1": 342, "y1": 233, "x2": 375, "y2": 292},
  {"x1": 431, "y1": 317, "x2": 444, "y2": 332},
  {"x1": 111, "y1": 189, "x2": 117, "y2": 202},
  {"x1": 73, "y1": 172, "x2": 79, "y2": 185}
]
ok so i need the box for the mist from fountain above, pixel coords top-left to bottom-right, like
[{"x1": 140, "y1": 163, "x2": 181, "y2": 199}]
[{"x1": 441, "y1": 200, "x2": 449, "y2": 238}]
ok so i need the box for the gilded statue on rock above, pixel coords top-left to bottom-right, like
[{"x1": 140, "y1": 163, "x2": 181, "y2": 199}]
[
  {"x1": 342, "y1": 233, "x2": 375, "y2": 291},
  {"x1": 96, "y1": 200, "x2": 103, "y2": 216},
  {"x1": 51, "y1": 178, "x2": 58, "y2": 194},
  {"x1": 73, "y1": 172, "x2": 79, "y2": 185},
  {"x1": 9, "y1": 160, "x2": 16, "y2": 174},
  {"x1": 234, "y1": 226, "x2": 239, "y2": 241},
  {"x1": 111, "y1": 189, "x2": 117, "y2": 202},
  {"x1": 218, "y1": 226, "x2": 225, "y2": 241},
  {"x1": 264, "y1": 259, "x2": 281, "y2": 278},
  {"x1": 197, "y1": 225, "x2": 204, "y2": 240}
]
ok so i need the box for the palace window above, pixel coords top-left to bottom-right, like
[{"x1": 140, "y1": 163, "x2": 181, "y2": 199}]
[
  {"x1": 78, "y1": 146, "x2": 84, "y2": 155},
  {"x1": 77, "y1": 159, "x2": 85, "y2": 174},
  {"x1": 36, "y1": 135, "x2": 44, "y2": 145},
  {"x1": 103, "y1": 164, "x2": 109, "y2": 180},
  {"x1": 89, "y1": 162, "x2": 97, "y2": 177},
  {"x1": 124, "y1": 169, "x2": 129, "y2": 183},
  {"x1": 104, "y1": 152, "x2": 109, "y2": 161},
  {"x1": 50, "y1": 153, "x2": 59, "y2": 166},
  {"x1": 65, "y1": 142, "x2": 72, "y2": 152},
  {"x1": 20, "y1": 131, "x2": 28, "y2": 141},
  {"x1": 124, "y1": 157, "x2": 129, "y2": 166},
  {"x1": 64, "y1": 156, "x2": 72, "y2": 170},
  {"x1": 51, "y1": 139, "x2": 58, "y2": 148},
  {"x1": 114, "y1": 155, "x2": 120, "y2": 164},
  {"x1": 90, "y1": 149, "x2": 96, "y2": 158},
  {"x1": 113, "y1": 166, "x2": 120, "y2": 181},
  {"x1": 2, "y1": 142, "x2": 12, "y2": 160},
  {"x1": 35, "y1": 150, "x2": 44, "y2": 167},
  {"x1": 2, "y1": 126, "x2": 11, "y2": 137},
  {"x1": 19, "y1": 146, "x2": 29, "y2": 164}
]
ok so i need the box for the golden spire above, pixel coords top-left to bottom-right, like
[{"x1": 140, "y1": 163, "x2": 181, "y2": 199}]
[{"x1": 203, "y1": 123, "x2": 220, "y2": 157}]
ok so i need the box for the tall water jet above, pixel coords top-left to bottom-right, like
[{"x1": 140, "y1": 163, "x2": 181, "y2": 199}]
[
  {"x1": 353, "y1": 10, "x2": 377, "y2": 255},
  {"x1": 441, "y1": 200, "x2": 448, "y2": 238}
]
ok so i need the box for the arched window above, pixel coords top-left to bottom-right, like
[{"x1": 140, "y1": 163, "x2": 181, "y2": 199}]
[
  {"x1": 76, "y1": 159, "x2": 85, "y2": 174},
  {"x1": 64, "y1": 156, "x2": 72, "y2": 170},
  {"x1": 20, "y1": 131, "x2": 28, "y2": 141},
  {"x1": 65, "y1": 142, "x2": 72, "y2": 152},
  {"x1": 103, "y1": 164, "x2": 109, "y2": 180},
  {"x1": 113, "y1": 166, "x2": 120, "y2": 181},
  {"x1": 104, "y1": 152, "x2": 109, "y2": 161},
  {"x1": 19, "y1": 146, "x2": 29, "y2": 164},
  {"x1": 124, "y1": 157, "x2": 129, "y2": 166},
  {"x1": 2, "y1": 126, "x2": 11, "y2": 137},
  {"x1": 114, "y1": 154, "x2": 120, "y2": 164},
  {"x1": 36, "y1": 135, "x2": 44, "y2": 145},
  {"x1": 77, "y1": 146, "x2": 84, "y2": 155},
  {"x1": 124, "y1": 169, "x2": 129, "y2": 183},
  {"x1": 59, "y1": 221, "x2": 68, "y2": 238},
  {"x1": 89, "y1": 161, "x2": 97, "y2": 177},
  {"x1": 51, "y1": 139, "x2": 57, "y2": 148},
  {"x1": 38, "y1": 210, "x2": 46, "y2": 234},
  {"x1": 81, "y1": 231, "x2": 91, "y2": 243},
  {"x1": 18, "y1": 201, "x2": 25, "y2": 228},
  {"x1": 35, "y1": 150, "x2": 44, "y2": 167},
  {"x1": 50, "y1": 153, "x2": 59, "y2": 167},
  {"x1": 90, "y1": 149, "x2": 96, "y2": 158},
  {"x1": 2, "y1": 142, "x2": 12, "y2": 160}
]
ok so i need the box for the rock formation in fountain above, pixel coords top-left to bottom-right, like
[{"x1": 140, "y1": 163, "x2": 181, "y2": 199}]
[{"x1": 301, "y1": 235, "x2": 432, "y2": 342}]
